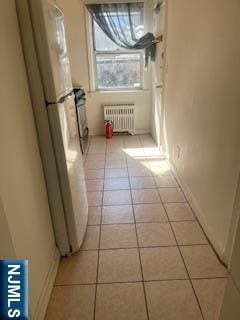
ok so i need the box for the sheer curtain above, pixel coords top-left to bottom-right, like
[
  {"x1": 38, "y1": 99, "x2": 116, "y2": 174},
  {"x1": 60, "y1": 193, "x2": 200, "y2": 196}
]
[{"x1": 86, "y1": 2, "x2": 156, "y2": 66}]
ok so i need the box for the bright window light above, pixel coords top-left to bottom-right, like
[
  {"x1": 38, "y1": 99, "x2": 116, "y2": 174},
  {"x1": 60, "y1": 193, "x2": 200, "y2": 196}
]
[{"x1": 92, "y1": 5, "x2": 144, "y2": 91}]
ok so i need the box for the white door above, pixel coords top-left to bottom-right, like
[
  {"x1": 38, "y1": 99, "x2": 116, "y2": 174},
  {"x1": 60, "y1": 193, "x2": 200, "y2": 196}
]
[
  {"x1": 151, "y1": 1, "x2": 166, "y2": 147},
  {"x1": 30, "y1": 0, "x2": 72, "y2": 102}
]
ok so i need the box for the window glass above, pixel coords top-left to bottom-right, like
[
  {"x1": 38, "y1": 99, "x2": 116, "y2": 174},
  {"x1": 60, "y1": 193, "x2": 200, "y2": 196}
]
[
  {"x1": 96, "y1": 53, "x2": 141, "y2": 89},
  {"x1": 92, "y1": 3, "x2": 144, "y2": 90}
]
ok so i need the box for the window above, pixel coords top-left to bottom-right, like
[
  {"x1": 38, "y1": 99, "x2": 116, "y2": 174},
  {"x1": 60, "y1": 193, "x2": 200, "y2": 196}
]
[{"x1": 91, "y1": 4, "x2": 144, "y2": 91}]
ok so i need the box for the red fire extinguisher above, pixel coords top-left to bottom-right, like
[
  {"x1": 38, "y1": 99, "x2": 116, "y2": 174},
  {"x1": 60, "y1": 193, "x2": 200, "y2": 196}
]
[{"x1": 105, "y1": 120, "x2": 113, "y2": 139}]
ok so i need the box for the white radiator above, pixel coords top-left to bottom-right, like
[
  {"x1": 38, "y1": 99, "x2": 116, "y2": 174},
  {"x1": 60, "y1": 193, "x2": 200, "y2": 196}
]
[{"x1": 103, "y1": 104, "x2": 135, "y2": 135}]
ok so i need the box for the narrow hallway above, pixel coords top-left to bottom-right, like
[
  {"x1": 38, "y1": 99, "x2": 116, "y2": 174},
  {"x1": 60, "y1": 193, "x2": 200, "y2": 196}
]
[{"x1": 46, "y1": 135, "x2": 227, "y2": 320}]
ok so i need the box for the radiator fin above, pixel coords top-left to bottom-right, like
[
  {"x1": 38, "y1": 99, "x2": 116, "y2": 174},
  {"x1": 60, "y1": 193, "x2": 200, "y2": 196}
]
[{"x1": 103, "y1": 104, "x2": 135, "y2": 135}]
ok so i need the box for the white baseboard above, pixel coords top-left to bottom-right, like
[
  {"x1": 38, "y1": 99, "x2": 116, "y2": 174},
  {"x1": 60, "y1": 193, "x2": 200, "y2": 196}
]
[
  {"x1": 33, "y1": 248, "x2": 60, "y2": 320},
  {"x1": 170, "y1": 162, "x2": 227, "y2": 265},
  {"x1": 134, "y1": 129, "x2": 150, "y2": 135},
  {"x1": 89, "y1": 129, "x2": 150, "y2": 136}
]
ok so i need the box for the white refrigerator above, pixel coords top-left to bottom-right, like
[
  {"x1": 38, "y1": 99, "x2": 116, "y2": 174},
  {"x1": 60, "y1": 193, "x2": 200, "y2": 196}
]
[{"x1": 16, "y1": 0, "x2": 88, "y2": 255}]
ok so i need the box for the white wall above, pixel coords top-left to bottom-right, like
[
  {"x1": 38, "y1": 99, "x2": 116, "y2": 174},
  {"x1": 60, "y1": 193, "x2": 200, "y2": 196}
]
[
  {"x1": 57, "y1": 0, "x2": 152, "y2": 135},
  {"x1": 0, "y1": 197, "x2": 16, "y2": 260},
  {"x1": 86, "y1": 90, "x2": 151, "y2": 135},
  {"x1": 163, "y1": 0, "x2": 240, "y2": 262},
  {"x1": 0, "y1": 1, "x2": 59, "y2": 318}
]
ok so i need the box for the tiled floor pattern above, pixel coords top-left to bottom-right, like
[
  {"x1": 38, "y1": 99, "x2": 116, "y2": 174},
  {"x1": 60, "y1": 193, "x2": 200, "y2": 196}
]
[{"x1": 46, "y1": 135, "x2": 227, "y2": 320}]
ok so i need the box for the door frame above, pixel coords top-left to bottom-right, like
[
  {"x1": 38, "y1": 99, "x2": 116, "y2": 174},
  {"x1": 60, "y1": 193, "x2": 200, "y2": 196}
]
[
  {"x1": 159, "y1": 0, "x2": 168, "y2": 151},
  {"x1": 151, "y1": 0, "x2": 168, "y2": 151}
]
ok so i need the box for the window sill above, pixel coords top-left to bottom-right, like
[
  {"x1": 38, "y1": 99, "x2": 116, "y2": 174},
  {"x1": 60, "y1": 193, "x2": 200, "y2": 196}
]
[{"x1": 88, "y1": 89, "x2": 150, "y2": 94}]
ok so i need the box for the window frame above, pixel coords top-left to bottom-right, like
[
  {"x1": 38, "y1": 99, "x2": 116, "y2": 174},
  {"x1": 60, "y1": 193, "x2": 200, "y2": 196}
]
[{"x1": 90, "y1": 9, "x2": 145, "y2": 91}]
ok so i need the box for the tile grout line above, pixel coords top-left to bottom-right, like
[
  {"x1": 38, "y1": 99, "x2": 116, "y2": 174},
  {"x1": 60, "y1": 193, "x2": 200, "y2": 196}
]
[
  {"x1": 91, "y1": 137, "x2": 107, "y2": 320},
  {"x1": 87, "y1": 136, "x2": 226, "y2": 320},
  {"x1": 87, "y1": 196, "x2": 189, "y2": 205},
  {"x1": 139, "y1": 135, "x2": 206, "y2": 320},
  {"x1": 157, "y1": 184, "x2": 206, "y2": 319},
  {"x1": 80, "y1": 243, "x2": 210, "y2": 252},
  {"x1": 86, "y1": 137, "x2": 98, "y2": 320},
  {"x1": 179, "y1": 192, "x2": 228, "y2": 268},
  {"x1": 89, "y1": 219, "x2": 198, "y2": 226},
  {"x1": 54, "y1": 274, "x2": 228, "y2": 287},
  {"x1": 88, "y1": 218, "x2": 197, "y2": 226},
  {"x1": 153, "y1": 145, "x2": 227, "y2": 314},
  {"x1": 164, "y1": 156, "x2": 228, "y2": 269},
  {"x1": 127, "y1": 135, "x2": 150, "y2": 320},
  {"x1": 52, "y1": 137, "x2": 93, "y2": 287},
  {"x1": 150, "y1": 153, "x2": 206, "y2": 318},
  {"x1": 87, "y1": 201, "x2": 196, "y2": 208}
]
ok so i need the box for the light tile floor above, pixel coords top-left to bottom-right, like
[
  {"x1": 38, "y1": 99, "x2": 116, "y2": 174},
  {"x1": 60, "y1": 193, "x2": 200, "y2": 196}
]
[{"x1": 46, "y1": 134, "x2": 227, "y2": 320}]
